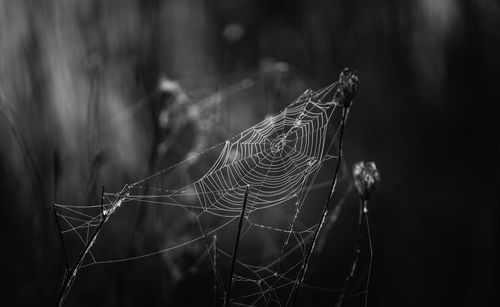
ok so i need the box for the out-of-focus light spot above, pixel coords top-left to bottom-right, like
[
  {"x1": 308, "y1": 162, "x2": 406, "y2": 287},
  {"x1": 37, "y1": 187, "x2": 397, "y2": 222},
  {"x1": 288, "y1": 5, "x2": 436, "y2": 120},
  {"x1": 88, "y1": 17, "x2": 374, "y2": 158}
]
[
  {"x1": 264, "y1": 114, "x2": 274, "y2": 122},
  {"x1": 206, "y1": 92, "x2": 222, "y2": 107},
  {"x1": 187, "y1": 105, "x2": 200, "y2": 119},
  {"x1": 412, "y1": 0, "x2": 461, "y2": 91},
  {"x1": 176, "y1": 92, "x2": 189, "y2": 105},
  {"x1": 275, "y1": 62, "x2": 290, "y2": 74},
  {"x1": 259, "y1": 57, "x2": 290, "y2": 76},
  {"x1": 418, "y1": 0, "x2": 459, "y2": 35},
  {"x1": 159, "y1": 75, "x2": 181, "y2": 94},
  {"x1": 158, "y1": 109, "x2": 169, "y2": 129},
  {"x1": 223, "y1": 22, "x2": 244, "y2": 42},
  {"x1": 181, "y1": 185, "x2": 198, "y2": 203},
  {"x1": 158, "y1": 142, "x2": 168, "y2": 157},
  {"x1": 185, "y1": 150, "x2": 198, "y2": 163}
]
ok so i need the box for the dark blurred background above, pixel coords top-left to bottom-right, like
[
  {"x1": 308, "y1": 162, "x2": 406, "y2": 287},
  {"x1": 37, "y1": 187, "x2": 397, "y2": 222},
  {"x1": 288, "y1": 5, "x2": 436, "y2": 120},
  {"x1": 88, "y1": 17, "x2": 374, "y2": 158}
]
[{"x1": 1, "y1": 0, "x2": 499, "y2": 306}]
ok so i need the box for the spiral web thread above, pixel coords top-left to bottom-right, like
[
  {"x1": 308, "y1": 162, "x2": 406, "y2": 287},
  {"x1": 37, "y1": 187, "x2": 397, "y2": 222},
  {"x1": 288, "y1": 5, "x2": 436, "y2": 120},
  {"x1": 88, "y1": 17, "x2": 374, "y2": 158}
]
[{"x1": 54, "y1": 80, "x2": 351, "y2": 306}]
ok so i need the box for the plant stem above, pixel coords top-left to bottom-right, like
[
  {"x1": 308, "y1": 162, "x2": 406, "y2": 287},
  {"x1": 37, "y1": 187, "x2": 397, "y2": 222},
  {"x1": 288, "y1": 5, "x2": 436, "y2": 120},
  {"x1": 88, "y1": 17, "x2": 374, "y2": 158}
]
[
  {"x1": 214, "y1": 235, "x2": 218, "y2": 307},
  {"x1": 288, "y1": 107, "x2": 348, "y2": 307},
  {"x1": 364, "y1": 201, "x2": 373, "y2": 307},
  {"x1": 52, "y1": 203, "x2": 69, "y2": 274},
  {"x1": 224, "y1": 185, "x2": 250, "y2": 307},
  {"x1": 334, "y1": 197, "x2": 366, "y2": 307},
  {"x1": 55, "y1": 185, "x2": 130, "y2": 307},
  {"x1": 100, "y1": 186, "x2": 105, "y2": 219},
  {"x1": 315, "y1": 183, "x2": 354, "y2": 255}
]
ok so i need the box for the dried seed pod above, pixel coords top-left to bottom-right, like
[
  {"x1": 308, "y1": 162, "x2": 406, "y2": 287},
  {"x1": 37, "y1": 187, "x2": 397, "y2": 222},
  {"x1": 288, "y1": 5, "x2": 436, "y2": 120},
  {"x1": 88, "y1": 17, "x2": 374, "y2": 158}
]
[
  {"x1": 336, "y1": 68, "x2": 359, "y2": 108},
  {"x1": 352, "y1": 161, "x2": 380, "y2": 200}
]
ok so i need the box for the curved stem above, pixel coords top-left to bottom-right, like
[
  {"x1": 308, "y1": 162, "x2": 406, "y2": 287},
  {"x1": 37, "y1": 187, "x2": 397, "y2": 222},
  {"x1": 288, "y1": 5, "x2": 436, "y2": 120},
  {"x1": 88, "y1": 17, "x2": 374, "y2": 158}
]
[{"x1": 288, "y1": 107, "x2": 348, "y2": 307}]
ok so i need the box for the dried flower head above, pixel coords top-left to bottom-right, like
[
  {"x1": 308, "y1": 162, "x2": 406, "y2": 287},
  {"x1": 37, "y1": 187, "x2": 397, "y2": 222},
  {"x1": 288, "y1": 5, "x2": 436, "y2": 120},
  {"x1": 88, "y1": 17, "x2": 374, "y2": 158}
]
[
  {"x1": 352, "y1": 161, "x2": 380, "y2": 200},
  {"x1": 336, "y1": 68, "x2": 359, "y2": 108}
]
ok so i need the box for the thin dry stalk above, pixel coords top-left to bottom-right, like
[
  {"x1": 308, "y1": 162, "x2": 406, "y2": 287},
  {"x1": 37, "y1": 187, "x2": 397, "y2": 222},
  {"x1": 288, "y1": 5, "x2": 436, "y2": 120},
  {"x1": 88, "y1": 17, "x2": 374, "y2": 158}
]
[
  {"x1": 224, "y1": 185, "x2": 250, "y2": 307},
  {"x1": 55, "y1": 185, "x2": 131, "y2": 307}
]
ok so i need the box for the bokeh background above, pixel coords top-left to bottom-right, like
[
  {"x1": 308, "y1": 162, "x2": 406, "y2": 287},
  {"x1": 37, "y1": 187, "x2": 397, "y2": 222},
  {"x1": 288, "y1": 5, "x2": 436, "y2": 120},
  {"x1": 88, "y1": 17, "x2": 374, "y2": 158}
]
[{"x1": 1, "y1": 0, "x2": 499, "y2": 306}]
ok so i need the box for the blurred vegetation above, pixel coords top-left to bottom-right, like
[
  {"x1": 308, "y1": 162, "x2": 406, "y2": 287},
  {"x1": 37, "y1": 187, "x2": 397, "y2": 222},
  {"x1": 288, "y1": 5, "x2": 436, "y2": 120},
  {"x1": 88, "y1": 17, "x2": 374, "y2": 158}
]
[{"x1": 0, "y1": 0, "x2": 499, "y2": 306}]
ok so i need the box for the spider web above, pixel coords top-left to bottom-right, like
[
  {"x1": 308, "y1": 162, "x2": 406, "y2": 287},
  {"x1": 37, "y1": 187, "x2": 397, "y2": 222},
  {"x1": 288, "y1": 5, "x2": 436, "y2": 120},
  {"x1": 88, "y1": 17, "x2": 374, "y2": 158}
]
[{"x1": 54, "y1": 80, "x2": 352, "y2": 306}]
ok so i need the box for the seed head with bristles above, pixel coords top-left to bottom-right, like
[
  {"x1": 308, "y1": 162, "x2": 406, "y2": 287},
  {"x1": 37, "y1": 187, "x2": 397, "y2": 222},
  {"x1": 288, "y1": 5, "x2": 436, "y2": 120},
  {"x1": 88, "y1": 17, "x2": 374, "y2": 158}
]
[{"x1": 352, "y1": 161, "x2": 380, "y2": 201}]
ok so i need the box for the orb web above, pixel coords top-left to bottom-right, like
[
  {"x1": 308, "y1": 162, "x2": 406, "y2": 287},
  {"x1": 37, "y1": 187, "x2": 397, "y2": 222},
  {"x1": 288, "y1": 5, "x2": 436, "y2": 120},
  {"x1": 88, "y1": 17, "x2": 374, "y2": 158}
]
[{"x1": 54, "y1": 79, "x2": 353, "y2": 306}]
